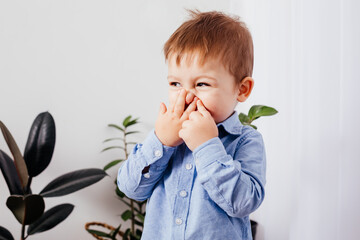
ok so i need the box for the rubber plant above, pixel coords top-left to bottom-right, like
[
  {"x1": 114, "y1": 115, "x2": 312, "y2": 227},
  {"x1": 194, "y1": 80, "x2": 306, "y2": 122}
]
[
  {"x1": 86, "y1": 116, "x2": 145, "y2": 240},
  {"x1": 0, "y1": 112, "x2": 107, "y2": 240}
]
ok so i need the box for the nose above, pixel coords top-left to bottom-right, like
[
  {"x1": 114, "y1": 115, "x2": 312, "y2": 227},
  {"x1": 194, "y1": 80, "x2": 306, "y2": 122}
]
[{"x1": 185, "y1": 90, "x2": 196, "y2": 105}]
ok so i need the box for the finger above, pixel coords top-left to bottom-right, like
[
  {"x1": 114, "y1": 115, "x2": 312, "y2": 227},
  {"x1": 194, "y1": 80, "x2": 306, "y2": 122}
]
[
  {"x1": 173, "y1": 89, "x2": 186, "y2": 117},
  {"x1": 158, "y1": 102, "x2": 167, "y2": 115},
  {"x1": 185, "y1": 92, "x2": 195, "y2": 105},
  {"x1": 178, "y1": 128, "x2": 184, "y2": 139},
  {"x1": 181, "y1": 97, "x2": 198, "y2": 121},
  {"x1": 189, "y1": 110, "x2": 201, "y2": 120},
  {"x1": 181, "y1": 120, "x2": 190, "y2": 129},
  {"x1": 169, "y1": 89, "x2": 181, "y2": 111},
  {"x1": 197, "y1": 100, "x2": 211, "y2": 117}
]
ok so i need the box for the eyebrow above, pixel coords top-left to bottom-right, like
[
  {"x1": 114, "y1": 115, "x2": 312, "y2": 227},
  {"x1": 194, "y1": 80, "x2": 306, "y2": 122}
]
[{"x1": 167, "y1": 75, "x2": 217, "y2": 82}]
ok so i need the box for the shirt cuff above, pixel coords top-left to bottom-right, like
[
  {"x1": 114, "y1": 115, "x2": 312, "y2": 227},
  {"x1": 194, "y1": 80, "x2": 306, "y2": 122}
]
[
  {"x1": 192, "y1": 137, "x2": 228, "y2": 170},
  {"x1": 137, "y1": 130, "x2": 175, "y2": 171}
]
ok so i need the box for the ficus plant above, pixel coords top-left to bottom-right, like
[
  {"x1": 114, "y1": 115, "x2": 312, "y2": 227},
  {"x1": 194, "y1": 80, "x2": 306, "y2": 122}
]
[
  {"x1": 0, "y1": 112, "x2": 107, "y2": 240},
  {"x1": 86, "y1": 116, "x2": 145, "y2": 240}
]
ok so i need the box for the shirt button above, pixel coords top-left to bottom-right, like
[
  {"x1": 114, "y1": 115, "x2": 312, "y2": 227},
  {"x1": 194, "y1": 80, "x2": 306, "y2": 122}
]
[
  {"x1": 179, "y1": 190, "x2": 187, "y2": 197},
  {"x1": 143, "y1": 173, "x2": 151, "y2": 179},
  {"x1": 175, "y1": 218, "x2": 183, "y2": 225},
  {"x1": 154, "y1": 150, "x2": 162, "y2": 157},
  {"x1": 185, "y1": 163, "x2": 193, "y2": 170}
]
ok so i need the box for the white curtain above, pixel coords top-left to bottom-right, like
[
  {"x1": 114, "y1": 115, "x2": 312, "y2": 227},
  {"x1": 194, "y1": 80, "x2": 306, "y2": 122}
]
[{"x1": 230, "y1": 0, "x2": 360, "y2": 239}]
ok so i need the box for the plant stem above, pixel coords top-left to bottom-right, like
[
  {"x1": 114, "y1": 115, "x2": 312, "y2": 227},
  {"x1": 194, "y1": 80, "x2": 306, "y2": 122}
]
[
  {"x1": 124, "y1": 126, "x2": 135, "y2": 235},
  {"x1": 21, "y1": 223, "x2": 25, "y2": 240}
]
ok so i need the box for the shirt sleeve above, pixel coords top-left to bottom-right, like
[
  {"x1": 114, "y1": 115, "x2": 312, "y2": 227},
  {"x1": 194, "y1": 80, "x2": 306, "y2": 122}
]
[
  {"x1": 117, "y1": 130, "x2": 175, "y2": 201},
  {"x1": 192, "y1": 130, "x2": 266, "y2": 218}
]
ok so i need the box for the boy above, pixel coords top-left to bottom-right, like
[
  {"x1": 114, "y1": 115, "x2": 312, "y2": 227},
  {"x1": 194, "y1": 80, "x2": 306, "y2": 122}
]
[{"x1": 117, "y1": 10, "x2": 266, "y2": 240}]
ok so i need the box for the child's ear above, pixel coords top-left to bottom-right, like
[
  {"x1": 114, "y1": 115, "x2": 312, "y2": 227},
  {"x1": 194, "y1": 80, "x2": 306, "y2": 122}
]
[{"x1": 237, "y1": 77, "x2": 254, "y2": 102}]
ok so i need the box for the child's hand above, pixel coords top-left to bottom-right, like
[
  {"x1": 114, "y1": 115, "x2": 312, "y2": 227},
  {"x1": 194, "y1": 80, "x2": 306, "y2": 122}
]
[
  {"x1": 155, "y1": 89, "x2": 197, "y2": 147},
  {"x1": 179, "y1": 100, "x2": 218, "y2": 151}
]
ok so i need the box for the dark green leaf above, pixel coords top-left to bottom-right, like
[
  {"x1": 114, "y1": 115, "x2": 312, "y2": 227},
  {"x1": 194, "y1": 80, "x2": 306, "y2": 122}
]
[
  {"x1": 122, "y1": 116, "x2": 132, "y2": 127},
  {"x1": 238, "y1": 113, "x2": 251, "y2": 125},
  {"x1": 108, "y1": 124, "x2": 124, "y2": 132},
  {"x1": 123, "y1": 229, "x2": 130, "y2": 240},
  {"x1": 248, "y1": 105, "x2": 278, "y2": 121},
  {"x1": 134, "y1": 219, "x2": 143, "y2": 227},
  {"x1": 101, "y1": 146, "x2": 125, "y2": 152},
  {"x1": 24, "y1": 112, "x2": 56, "y2": 177},
  {"x1": 135, "y1": 229, "x2": 142, "y2": 238},
  {"x1": 104, "y1": 160, "x2": 123, "y2": 171},
  {"x1": 103, "y1": 137, "x2": 124, "y2": 143},
  {"x1": 110, "y1": 224, "x2": 122, "y2": 239},
  {"x1": 136, "y1": 213, "x2": 145, "y2": 223},
  {"x1": 0, "y1": 121, "x2": 28, "y2": 189},
  {"x1": 124, "y1": 118, "x2": 139, "y2": 128},
  {"x1": 87, "y1": 229, "x2": 112, "y2": 238},
  {"x1": 250, "y1": 124, "x2": 258, "y2": 130},
  {"x1": 0, "y1": 226, "x2": 14, "y2": 240},
  {"x1": 27, "y1": 203, "x2": 74, "y2": 235},
  {"x1": 116, "y1": 187, "x2": 126, "y2": 198},
  {"x1": 6, "y1": 194, "x2": 45, "y2": 225},
  {"x1": 40, "y1": 168, "x2": 107, "y2": 197},
  {"x1": 0, "y1": 150, "x2": 23, "y2": 195},
  {"x1": 125, "y1": 131, "x2": 139, "y2": 136},
  {"x1": 121, "y1": 210, "x2": 132, "y2": 221}
]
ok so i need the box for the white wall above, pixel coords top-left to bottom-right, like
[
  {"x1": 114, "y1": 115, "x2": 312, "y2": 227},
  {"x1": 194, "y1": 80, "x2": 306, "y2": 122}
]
[
  {"x1": 1, "y1": 0, "x2": 359, "y2": 240},
  {"x1": 232, "y1": 0, "x2": 360, "y2": 239}
]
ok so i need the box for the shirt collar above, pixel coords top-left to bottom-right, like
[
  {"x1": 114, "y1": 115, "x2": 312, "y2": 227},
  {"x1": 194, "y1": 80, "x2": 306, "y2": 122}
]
[{"x1": 216, "y1": 111, "x2": 244, "y2": 135}]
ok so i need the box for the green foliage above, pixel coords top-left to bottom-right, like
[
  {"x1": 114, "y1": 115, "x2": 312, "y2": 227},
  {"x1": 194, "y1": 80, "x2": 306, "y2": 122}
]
[
  {"x1": 86, "y1": 115, "x2": 145, "y2": 240},
  {"x1": 239, "y1": 105, "x2": 278, "y2": 129},
  {"x1": 0, "y1": 112, "x2": 107, "y2": 240}
]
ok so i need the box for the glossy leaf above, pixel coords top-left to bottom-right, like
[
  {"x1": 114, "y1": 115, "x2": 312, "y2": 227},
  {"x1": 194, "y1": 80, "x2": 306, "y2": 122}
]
[
  {"x1": 0, "y1": 150, "x2": 23, "y2": 195},
  {"x1": 108, "y1": 124, "x2": 124, "y2": 132},
  {"x1": 40, "y1": 168, "x2": 107, "y2": 197},
  {"x1": 24, "y1": 112, "x2": 56, "y2": 177},
  {"x1": 6, "y1": 194, "x2": 45, "y2": 225},
  {"x1": 248, "y1": 105, "x2": 278, "y2": 121},
  {"x1": 103, "y1": 159, "x2": 123, "y2": 171},
  {"x1": 27, "y1": 203, "x2": 74, "y2": 235},
  {"x1": 0, "y1": 121, "x2": 28, "y2": 189},
  {"x1": 238, "y1": 113, "x2": 250, "y2": 125},
  {"x1": 0, "y1": 226, "x2": 14, "y2": 240}
]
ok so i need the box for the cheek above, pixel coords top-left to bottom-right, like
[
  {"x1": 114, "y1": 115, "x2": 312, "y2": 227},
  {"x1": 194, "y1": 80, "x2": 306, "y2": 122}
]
[{"x1": 197, "y1": 95, "x2": 216, "y2": 112}]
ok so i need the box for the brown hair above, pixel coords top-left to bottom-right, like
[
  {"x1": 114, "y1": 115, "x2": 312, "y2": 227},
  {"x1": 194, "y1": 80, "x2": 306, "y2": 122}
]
[{"x1": 164, "y1": 10, "x2": 254, "y2": 83}]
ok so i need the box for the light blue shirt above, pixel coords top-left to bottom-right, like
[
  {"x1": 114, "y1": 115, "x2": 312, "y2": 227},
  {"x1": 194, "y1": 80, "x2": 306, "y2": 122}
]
[{"x1": 117, "y1": 112, "x2": 266, "y2": 240}]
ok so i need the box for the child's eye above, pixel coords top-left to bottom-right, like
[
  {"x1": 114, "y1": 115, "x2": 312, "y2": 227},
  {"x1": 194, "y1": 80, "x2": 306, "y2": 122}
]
[
  {"x1": 170, "y1": 82, "x2": 181, "y2": 87},
  {"x1": 197, "y1": 82, "x2": 210, "y2": 87}
]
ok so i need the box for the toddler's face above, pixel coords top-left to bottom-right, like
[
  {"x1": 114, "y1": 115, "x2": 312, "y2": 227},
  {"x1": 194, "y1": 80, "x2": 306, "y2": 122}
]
[{"x1": 167, "y1": 54, "x2": 240, "y2": 123}]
